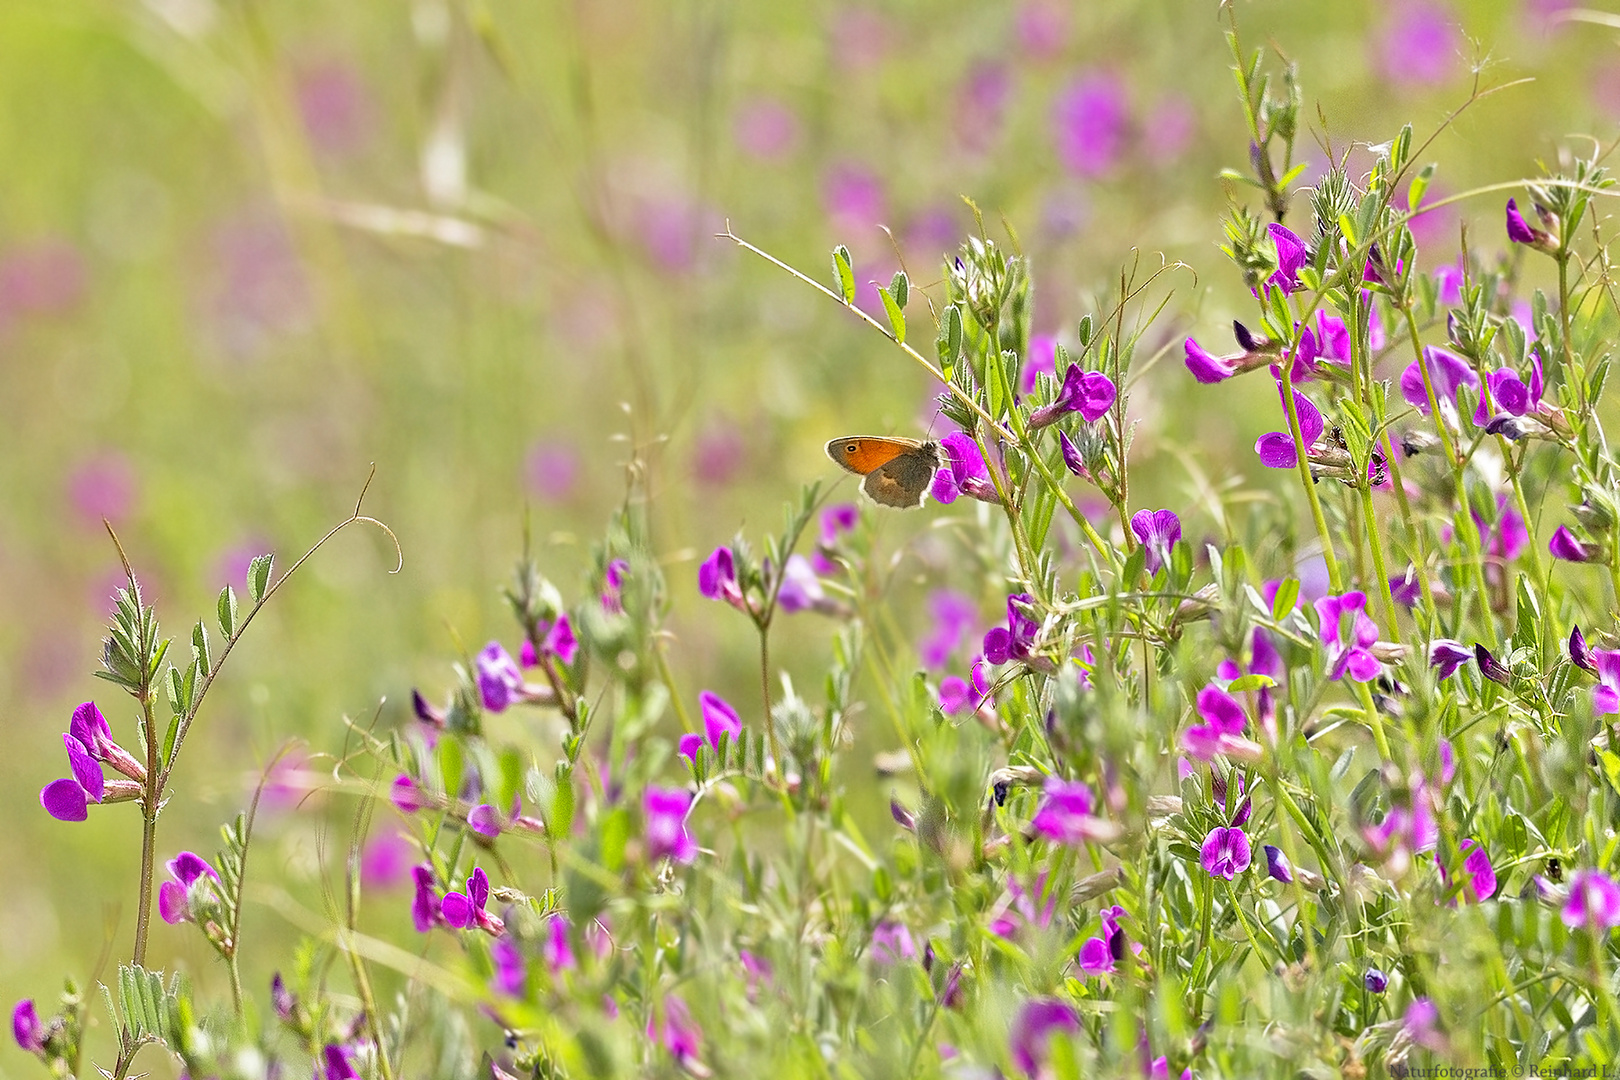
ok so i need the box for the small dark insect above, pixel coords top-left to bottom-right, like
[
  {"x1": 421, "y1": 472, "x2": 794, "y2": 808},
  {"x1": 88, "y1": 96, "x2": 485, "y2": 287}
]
[{"x1": 1545, "y1": 855, "x2": 1564, "y2": 883}]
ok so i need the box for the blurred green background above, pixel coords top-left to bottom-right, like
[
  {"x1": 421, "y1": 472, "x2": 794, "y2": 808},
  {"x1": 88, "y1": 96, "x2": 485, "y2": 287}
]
[{"x1": 0, "y1": 0, "x2": 1614, "y2": 1069}]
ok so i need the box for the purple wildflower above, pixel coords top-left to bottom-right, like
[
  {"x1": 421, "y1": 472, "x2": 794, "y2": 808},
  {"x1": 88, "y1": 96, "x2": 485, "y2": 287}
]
[
  {"x1": 1028, "y1": 365, "x2": 1116, "y2": 427},
  {"x1": 1378, "y1": 3, "x2": 1460, "y2": 86},
  {"x1": 158, "y1": 851, "x2": 220, "y2": 925},
  {"x1": 1400, "y1": 347, "x2": 1480, "y2": 420},
  {"x1": 322, "y1": 1044, "x2": 360, "y2": 1080},
  {"x1": 12, "y1": 1000, "x2": 44, "y2": 1054},
  {"x1": 1475, "y1": 643, "x2": 1512, "y2": 686},
  {"x1": 1592, "y1": 648, "x2": 1620, "y2": 714},
  {"x1": 1563, "y1": 870, "x2": 1620, "y2": 929},
  {"x1": 1010, "y1": 998, "x2": 1080, "y2": 1074},
  {"x1": 919, "y1": 590, "x2": 980, "y2": 669},
  {"x1": 543, "y1": 914, "x2": 577, "y2": 972},
  {"x1": 476, "y1": 642, "x2": 525, "y2": 712},
  {"x1": 647, "y1": 995, "x2": 704, "y2": 1068},
  {"x1": 467, "y1": 803, "x2": 502, "y2": 838},
  {"x1": 1030, "y1": 777, "x2": 1113, "y2": 845},
  {"x1": 441, "y1": 867, "x2": 506, "y2": 936},
  {"x1": 990, "y1": 874, "x2": 1058, "y2": 938},
  {"x1": 1058, "y1": 431, "x2": 1087, "y2": 477},
  {"x1": 931, "y1": 431, "x2": 1001, "y2": 504},
  {"x1": 1429, "y1": 639, "x2": 1472, "y2": 681},
  {"x1": 1268, "y1": 223, "x2": 1308, "y2": 295},
  {"x1": 1571, "y1": 626, "x2": 1598, "y2": 673},
  {"x1": 40, "y1": 702, "x2": 146, "y2": 822},
  {"x1": 1506, "y1": 198, "x2": 1542, "y2": 245},
  {"x1": 939, "y1": 658, "x2": 991, "y2": 716},
  {"x1": 1201, "y1": 826, "x2": 1251, "y2": 880},
  {"x1": 698, "y1": 690, "x2": 742, "y2": 751},
  {"x1": 1444, "y1": 839, "x2": 1497, "y2": 903},
  {"x1": 1263, "y1": 845, "x2": 1294, "y2": 884},
  {"x1": 1051, "y1": 75, "x2": 1126, "y2": 176},
  {"x1": 775, "y1": 554, "x2": 827, "y2": 614},
  {"x1": 526, "y1": 441, "x2": 579, "y2": 502},
  {"x1": 1181, "y1": 684, "x2": 1261, "y2": 762},
  {"x1": 1183, "y1": 336, "x2": 1238, "y2": 383},
  {"x1": 644, "y1": 787, "x2": 698, "y2": 864},
  {"x1": 491, "y1": 936, "x2": 526, "y2": 995},
  {"x1": 1130, "y1": 509, "x2": 1181, "y2": 575},
  {"x1": 698, "y1": 546, "x2": 745, "y2": 613},
  {"x1": 1255, "y1": 381, "x2": 1325, "y2": 469},
  {"x1": 733, "y1": 98, "x2": 800, "y2": 161},
  {"x1": 410, "y1": 865, "x2": 443, "y2": 932},
  {"x1": 1077, "y1": 905, "x2": 1128, "y2": 976},
  {"x1": 390, "y1": 774, "x2": 427, "y2": 814},
  {"x1": 1021, "y1": 334, "x2": 1059, "y2": 393},
  {"x1": 1315, "y1": 592, "x2": 1382, "y2": 682},
  {"x1": 870, "y1": 921, "x2": 916, "y2": 964},
  {"x1": 1365, "y1": 968, "x2": 1389, "y2": 994},
  {"x1": 1550, "y1": 526, "x2": 1594, "y2": 563},
  {"x1": 983, "y1": 593, "x2": 1040, "y2": 665}
]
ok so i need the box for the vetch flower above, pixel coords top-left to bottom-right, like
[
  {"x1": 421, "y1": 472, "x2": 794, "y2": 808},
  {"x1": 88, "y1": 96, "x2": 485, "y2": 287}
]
[
  {"x1": 1130, "y1": 509, "x2": 1181, "y2": 575},
  {"x1": 543, "y1": 914, "x2": 577, "y2": 972},
  {"x1": 1506, "y1": 198, "x2": 1556, "y2": 252},
  {"x1": 1030, "y1": 777, "x2": 1117, "y2": 845},
  {"x1": 931, "y1": 431, "x2": 1001, "y2": 504},
  {"x1": 1571, "y1": 626, "x2": 1598, "y2": 674},
  {"x1": 1591, "y1": 648, "x2": 1620, "y2": 714},
  {"x1": 475, "y1": 642, "x2": 525, "y2": 712},
  {"x1": 698, "y1": 546, "x2": 748, "y2": 612},
  {"x1": 1315, "y1": 592, "x2": 1383, "y2": 682},
  {"x1": 698, "y1": 690, "x2": 741, "y2": 751},
  {"x1": 990, "y1": 873, "x2": 1058, "y2": 938},
  {"x1": 322, "y1": 1044, "x2": 360, "y2": 1080},
  {"x1": 1263, "y1": 845, "x2": 1294, "y2": 884},
  {"x1": 1443, "y1": 839, "x2": 1497, "y2": 902},
  {"x1": 1562, "y1": 870, "x2": 1620, "y2": 929},
  {"x1": 410, "y1": 865, "x2": 443, "y2": 932},
  {"x1": 491, "y1": 936, "x2": 526, "y2": 996},
  {"x1": 544, "y1": 614, "x2": 579, "y2": 665},
  {"x1": 467, "y1": 803, "x2": 502, "y2": 838},
  {"x1": 441, "y1": 867, "x2": 506, "y2": 936},
  {"x1": 1183, "y1": 335, "x2": 1239, "y2": 383},
  {"x1": 1200, "y1": 825, "x2": 1251, "y2": 880},
  {"x1": 919, "y1": 590, "x2": 979, "y2": 669},
  {"x1": 870, "y1": 921, "x2": 916, "y2": 964},
  {"x1": 1020, "y1": 334, "x2": 1058, "y2": 393},
  {"x1": 1058, "y1": 431, "x2": 1087, "y2": 477},
  {"x1": 1365, "y1": 968, "x2": 1389, "y2": 994},
  {"x1": 270, "y1": 974, "x2": 297, "y2": 1023},
  {"x1": 939, "y1": 657, "x2": 990, "y2": 716},
  {"x1": 12, "y1": 1000, "x2": 45, "y2": 1054},
  {"x1": 1429, "y1": 639, "x2": 1472, "y2": 681},
  {"x1": 1550, "y1": 525, "x2": 1595, "y2": 563},
  {"x1": 1379, "y1": 2, "x2": 1460, "y2": 85},
  {"x1": 775, "y1": 554, "x2": 830, "y2": 614},
  {"x1": 647, "y1": 995, "x2": 704, "y2": 1070},
  {"x1": 1051, "y1": 74, "x2": 1125, "y2": 176},
  {"x1": 984, "y1": 593, "x2": 1041, "y2": 666},
  {"x1": 390, "y1": 774, "x2": 427, "y2": 814},
  {"x1": 1076, "y1": 905, "x2": 1128, "y2": 976},
  {"x1": 1027, "y1": 364, "x2": 1116, "y2": 428},
  {"x1": 1010, "y1": 998, "x2": 1080, "y2": 1075},
  {"x1": 40, "y1": 701, "x2": 146, "y2": 822},
  {"x1": 1268, "y1": 223, "x2": 1308, "y2": 295},
  {"x1": 644, "y1": 787, "x2": 698, "y2": 864},
  {"x1": 1400, "y1": 347, "x2": 1479, "y2": 421},
  {"x1": 1181, "y1": 684, "x2": 1262, "y2": 762},
  {"x1": 1475, "y1": 643, "x2": 1512, "y2": 687},
  {"x1": 158, "y1": 851, "x2": 220, "y2": 925},
  {"x1": 1255, "y1": 382, "x2": 1325, "y2": 469}
]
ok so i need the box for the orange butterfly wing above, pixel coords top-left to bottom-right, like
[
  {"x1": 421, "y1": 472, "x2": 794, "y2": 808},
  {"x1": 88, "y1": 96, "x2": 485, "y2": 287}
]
[{"x1": 825, "y1": 436, "x2": 924, "y2": 475}]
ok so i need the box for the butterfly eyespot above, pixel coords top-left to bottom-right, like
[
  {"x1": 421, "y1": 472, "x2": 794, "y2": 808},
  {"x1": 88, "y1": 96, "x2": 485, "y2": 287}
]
[{"x1": 846, "y1": 444, "x2": 858, "y2": 453}]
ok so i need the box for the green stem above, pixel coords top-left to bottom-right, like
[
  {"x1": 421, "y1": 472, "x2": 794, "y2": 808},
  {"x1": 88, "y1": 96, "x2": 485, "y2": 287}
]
[
  {"x1": 1360, "y1": 485, "x2": 1401, "y2": 645},
  {"x1": 1279, "y1": 345, "x2": 1343, "y2": 591}
]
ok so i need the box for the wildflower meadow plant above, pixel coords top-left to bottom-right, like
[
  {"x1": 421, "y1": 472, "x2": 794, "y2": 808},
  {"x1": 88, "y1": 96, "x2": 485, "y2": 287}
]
[{"x1": 23, "y1": 10, "x2": 1620, "y2": 1080}]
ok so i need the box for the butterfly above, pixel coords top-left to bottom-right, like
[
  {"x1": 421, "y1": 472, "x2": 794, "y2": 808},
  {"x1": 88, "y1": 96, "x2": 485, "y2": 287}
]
[{"x1": 825, "y1": 436, "x2": 941, "y2": 509}]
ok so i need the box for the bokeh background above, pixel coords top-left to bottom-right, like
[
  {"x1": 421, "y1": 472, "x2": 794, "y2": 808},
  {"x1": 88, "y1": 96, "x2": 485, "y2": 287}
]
[{"x1": 0, "y1": 0, "x2": 1615, "y2": 1070}]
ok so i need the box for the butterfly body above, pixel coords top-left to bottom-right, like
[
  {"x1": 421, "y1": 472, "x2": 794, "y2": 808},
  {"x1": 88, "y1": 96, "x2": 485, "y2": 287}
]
[{"x1": 825, "y1": 436, "x2": 941, "y2": 509}]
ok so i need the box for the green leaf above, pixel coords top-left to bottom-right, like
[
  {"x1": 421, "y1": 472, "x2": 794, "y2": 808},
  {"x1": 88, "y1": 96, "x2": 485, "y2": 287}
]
[
  {"x1": 1337, "y1": 213, "x2": 1359, "y2": 247},
  {"x1": 248, "y1": 554, "x2": 273, "y2": 606},
  {"x1": 217, "y1": 586, "x2": 238, "y2": 638},
  {"x1": 878, "y1": 285, "x2": 906, "y2": 344},
  {"x1": 1271, "y1": 578, "x2": 1300, "y2": 621},
  {"x1": 1226, "y1": 674, "x2": 1277, "y2": 693},
  {"x1": 438, "y1": 735, "x2": 465, "y2": 801},
  {"x1": 1512, "y1": 575, "x2": 1543, "y2": 657},
  {"x1": 986, "y1": 347, "x2": 1006, "y2": 421},
  {"x1": 832, "y1": 246, "x2": 855, "y2": 305},
  {"x1": 192, "y1": 621, "x2": 211, "y2": 677},
  {"x1": 889, "y1": 270, "x2": 909, "y2": 310},
  {"x1": 550, "y1": 769, "x2": 576, "y2": 842},
  {"x1": 1599, "y1": 750, "x2": 1620, "y2": 798},
  {"x1": 1408, "y1": 162, "x2": 1436, "y2": 211}
]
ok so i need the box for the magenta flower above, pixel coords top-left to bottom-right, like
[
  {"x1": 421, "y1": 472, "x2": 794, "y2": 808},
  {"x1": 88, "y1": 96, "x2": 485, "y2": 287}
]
[
  {"x1": 476, "y1": 642, "x2": 525, "y2": 712},
  {"x1": 1268, "y1": 223, "x2": 1308, "y2": 295},
  {"x1": 1572, "y1": 627, "x2": 1598, "y2": 674},
  {"x1": 823, "y1": 162, "x2": 887, "y2": 231},
  {"x1": 410, "y1": 865, "x2": 444, "y2": 932},
  {"x1": 1378, "y1": 2, "x2": 1460, "y2": 86},
  {"x1": 526, "y1": 441, "x2": 580, "y2": 502},
  {"x1": 12, "y1": 1000, "x2": 45, "y2": 1054},
  {"x1": 990, "y1": 873, "x2": 1058, "y2": 938},
  {"x1": 545, "y1": 614, "x2": 579, "y2": 665},
  {"x1": 732, "y1": 98, "x2": 800, "y2": 161},
  {"x1": 1051, "y1": 74, "x2": 1126, "y2": 175},
  {"x1": 1021, "y1": 334, "x2": 1059, "y2": 393},
  {"x1": 490, "y1": 936, "x2": 526, "y2": 996},
  {"x1": 543, "y1": 914, "x2": 577, "y2": 972},
  {"x1": 1506, "y1": 198, "x2": 1544, "y2": 246},
  {"x1": 870, "y1": 921, "x2": 916, "y2": 964},
  {"x1": 1181, "y1": 684, "x2": 1261, "y2": 761},
  {"x1": 1255, "y1": 381, "x2": 1325, "y2": 469},
  {"x1": 40, "y1": 701, "x2": 147, "y2": 822},
  {"x1": 1130, "y1": 509, "x2": 1181, "y2": 575},
  {"x1": 467, "y1": 803, "x2": 502, "y2": 838},
  {"x1": 1183, "y1": 336, "x2": 1239, "y2": 384},
  {"x1": 1016, "y1": 1, "x2": 1068, "y2": 57},
  {"x1": 158, "y1": 851, "x2": 220, "y2": 925},
  {"x1": 1429, "y1": 639, "x2": 1473, "y2": 682},
  {"x1": 1076, "y1": 904, "x2": 1128, "y2": 976},
  {"x1": 939, "y1": 658, "x2": 991, "y2": 716},
  {"x1": 919, "y1": 590, "x2": 979, "y2": 669},
  {"x1": 1028, "y1": 365, "x2": 1116, "y2": 427},
  {"x1": 1550, "y1": 526, "x2": 1595, "y2": 563},
  {"x1": 698, "y1": 690, "x2": 742, "y2": 751},
  {"x1": 1058, "y1": 430, "x2": 1088, "y2": 477},
  {"x1": 1315, "y1": 592, "x2": 1382, "y2": 682},
  {"x1": 648, "y1": 994, "x2": 704, "y2": 1067},
  {"x1": 600, "y1": 559, "x2": 630, "y2": 614},
  {"x1": 644, "y1": 787, "x2": 698, "y2": 864},
  {"x1": 1263, "y1": 845, "x2": 1294, "y2": 884},
  {"x1": 67, "y1": 453, "x2": 136, "y2": 528},
  {"x1": 931, "y1": 431, "x2": 1001, "y2": 504},
  {"x1": 1363, "y1": 798, "x2": 1440, "y2": 869},
  {"x1": 1030, "y1": 777, "x2": 1113, "y2": 845},
  {"x1": 1476, "y1": 357, "x2": 1544, "y2": 424},
  {"x1": 1442, "y1": 839, "x2": 1497, "y2": 903},
  {"x1": 698, "y1": 546, "x2": 748, "y2": 612},
  {"x1": 957, "y1": 62, "x2": 1012, "y2": 153},
  {"x1": 776, "y1": 554, "x2": 827, "y2": 614},
  {"x1": 1592, "y1": 648, "x2": 1620, "y2": 714},
  {"x1": 360, "y1": 829, "x2": 413, "y2": 890},
  {"x1": 1200, "y1": 826, "x2": 1252, "y2": 880},
  {"x1": 1401, "y1": 347, "x2": 1479, "y2": 420},
  {"x1": 1563, "y1": 870, "x2": 1620, "y2": 929},
  {"x1": 441, "y1": 867, "x2": 506, "y2": 936},
  {"x1": 323, "y1": 1044, "x2": 359, "y2": 1080},
  {"x1": 983, "y1": 593, "x2": 1040, "y2": 665},
  {"x1": 1010, "y1": 998, "x2": 1080, "y2": 1075}
]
